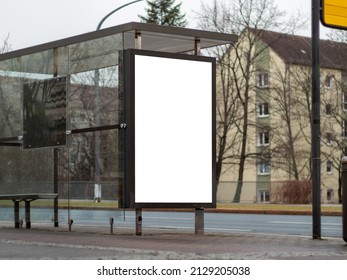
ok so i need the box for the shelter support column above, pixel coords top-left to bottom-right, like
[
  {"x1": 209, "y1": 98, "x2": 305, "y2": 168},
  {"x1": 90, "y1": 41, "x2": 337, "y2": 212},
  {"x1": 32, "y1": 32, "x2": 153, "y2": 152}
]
[
  {"x1": 194, "y1": 38, "x2": 201, "y2": 55},
  {"x1": 25, "y1": 200, "x2": 31, "y2": 229},
  {"x1": 53, "y1": 148, "x2": 59, "y2": 227},
  {"x1": 13, "y1": 200, "x2": 20, "y2": 228},
  {"x1": 135, "y1": 30, "x2": 142, "y2": 50},
  {"x1": 341, "y1": 157, "x2": 347, "y2": 242},
  {"x1": 135, "y1": 30, "x2": 143, "y2": 236},
  {"x1": 194, "y1": 37, "x2": 205, "y2": 235},
  {"x1": 53, "y1": 49, "x2": 59, "y2": 227}
]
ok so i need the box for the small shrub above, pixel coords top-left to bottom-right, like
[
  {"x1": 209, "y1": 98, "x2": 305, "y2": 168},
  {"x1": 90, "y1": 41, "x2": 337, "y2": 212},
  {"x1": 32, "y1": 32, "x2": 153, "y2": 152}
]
[{"x1": 271, "y1": 180, "x2": 312, "y2": 204}]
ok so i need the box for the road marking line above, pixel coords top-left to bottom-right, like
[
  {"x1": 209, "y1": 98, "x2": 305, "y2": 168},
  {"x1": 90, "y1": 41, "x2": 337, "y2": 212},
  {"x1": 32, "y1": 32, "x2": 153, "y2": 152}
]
[
  {"x1": 143, "y1": 225, "x2": 251, "y2": 232},
  {"x1": 269, "y1": 221, "x2": 341, "y2": 226},
  {"x1": 205, "y1": 227, "x2": 251, "y2": 232}
]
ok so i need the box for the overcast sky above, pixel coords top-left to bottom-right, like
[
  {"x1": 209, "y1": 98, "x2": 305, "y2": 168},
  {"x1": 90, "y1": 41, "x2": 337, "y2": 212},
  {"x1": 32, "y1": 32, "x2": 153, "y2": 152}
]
[{"x1": 0, "y1": 0, "x2": 322, "y2": 51}]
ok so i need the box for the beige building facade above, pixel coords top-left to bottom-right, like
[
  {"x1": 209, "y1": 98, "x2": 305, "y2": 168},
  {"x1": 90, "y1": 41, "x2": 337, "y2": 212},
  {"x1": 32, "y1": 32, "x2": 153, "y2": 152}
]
[{"x1": 217, "y1": 29, "x2": 347, "y2": 204}]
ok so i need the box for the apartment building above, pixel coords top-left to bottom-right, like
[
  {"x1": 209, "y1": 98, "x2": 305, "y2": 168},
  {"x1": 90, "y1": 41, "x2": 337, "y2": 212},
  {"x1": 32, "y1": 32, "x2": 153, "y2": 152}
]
[{"x1": 217, "y1": 29, "x2": 347, "y2": 204}]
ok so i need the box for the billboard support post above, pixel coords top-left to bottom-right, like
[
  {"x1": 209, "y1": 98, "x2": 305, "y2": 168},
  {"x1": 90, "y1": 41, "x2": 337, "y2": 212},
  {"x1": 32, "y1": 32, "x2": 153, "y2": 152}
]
[
  {"x1": 135, "y1": 208, "x2": 142, "y2": 236},
  {"x1": 195, "y1": 208, "x2": 204, "y2": 235}
]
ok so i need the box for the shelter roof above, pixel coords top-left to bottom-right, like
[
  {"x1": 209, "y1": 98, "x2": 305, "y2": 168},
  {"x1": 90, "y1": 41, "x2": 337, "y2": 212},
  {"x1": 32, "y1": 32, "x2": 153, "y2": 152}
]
[{"x1": 0, "y1": 22, "x2": 237, "y2": 61}]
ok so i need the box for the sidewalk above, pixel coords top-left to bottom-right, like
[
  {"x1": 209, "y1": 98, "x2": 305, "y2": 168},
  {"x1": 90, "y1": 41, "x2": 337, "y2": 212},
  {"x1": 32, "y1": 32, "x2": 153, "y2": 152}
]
[{"x1": 0, "y1": 224, "x2": 346, "y2": 260}]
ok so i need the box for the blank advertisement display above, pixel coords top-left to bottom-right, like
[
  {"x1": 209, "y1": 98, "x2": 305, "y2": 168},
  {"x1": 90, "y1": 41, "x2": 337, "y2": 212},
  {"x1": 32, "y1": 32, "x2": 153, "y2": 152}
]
[{"x1": 124, "y1": 49, "x2": 216, "y2": 208}]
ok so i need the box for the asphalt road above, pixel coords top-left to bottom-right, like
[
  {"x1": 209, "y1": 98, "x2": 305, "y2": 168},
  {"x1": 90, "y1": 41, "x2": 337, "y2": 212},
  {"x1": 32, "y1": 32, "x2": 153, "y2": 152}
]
[
  {"x1": 120, "y1": 211, "x2": 342, "y2": 238},
  {"x1": 1, "y1": 208, "x2": 346, "y2": 260},
  {"x1": 0, "y1": 208, "x2": 342, "y2": 238},
  {"x1": 1, "y1": 225, "x2": 347, "y2": 260}
]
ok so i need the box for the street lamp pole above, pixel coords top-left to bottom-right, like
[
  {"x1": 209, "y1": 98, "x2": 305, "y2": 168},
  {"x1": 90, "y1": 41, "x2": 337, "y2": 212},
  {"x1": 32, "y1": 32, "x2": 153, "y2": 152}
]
[
  {"x1": 96, "y1": 0, "x2": 144, "y2": 30},
  {"x1": 93, "y1": 0, "x2": 144, "y2": 202}
]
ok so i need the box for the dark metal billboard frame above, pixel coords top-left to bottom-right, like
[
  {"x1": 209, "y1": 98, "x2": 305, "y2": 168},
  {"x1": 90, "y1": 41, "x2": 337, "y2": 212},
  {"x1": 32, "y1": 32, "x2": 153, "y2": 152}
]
[{"x1": 123, "y1": 49, "x2": 217, "y2": 209}]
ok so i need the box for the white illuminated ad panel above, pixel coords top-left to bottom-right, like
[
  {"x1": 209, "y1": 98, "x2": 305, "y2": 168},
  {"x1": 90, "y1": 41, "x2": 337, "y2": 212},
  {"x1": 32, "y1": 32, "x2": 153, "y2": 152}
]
[{"x1": 125, "y1": 49, "x2": 216, "y2": 208}]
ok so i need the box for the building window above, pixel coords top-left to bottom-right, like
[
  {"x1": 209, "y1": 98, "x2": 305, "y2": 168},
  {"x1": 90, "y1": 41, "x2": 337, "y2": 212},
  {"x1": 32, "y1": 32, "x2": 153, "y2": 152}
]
[
  {"x1": 258, "y1": 161, "x2": 271, "y2": 175},
  {"x1": 326, "y1": 133, "x2": 334, "y2": 145},
  {"x1": 343, "y1": 120, "x2": 347, "y2": 138},
  {"x1": 343, "y1": 92, "x2": 347, "y2": 111},
  {"x1": 257, "y1": 131, "x2": 270, "y2": 146},
  {"x1": 325, "y1": 104, "x2": 332, "y2": 116},
  {"x1": 327, "y1": 160, "x2": 333, "y2": 174},
  {"x1": 327, "y1": 189, "x2": 333, "y2": 202},
  {"x1": 257, "y1": 102, "x2": 269, "y2": 117},
  {"x1": 325, "y1": 75, "x2": 334, "y2": 88},
  {"x1": 256, "y1": 72, "x2": 269, "y2": 88},
  {"x1": 258, "y1": 190, "x2": 270, "y2": 203}
]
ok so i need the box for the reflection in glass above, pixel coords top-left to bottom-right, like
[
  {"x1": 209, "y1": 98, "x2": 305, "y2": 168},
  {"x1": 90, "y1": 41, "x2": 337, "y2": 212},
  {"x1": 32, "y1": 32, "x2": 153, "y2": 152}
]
[
  {"x1": 23, "y1": 77, "x2": 67, "y2": 149},
  {"x1": 68, "y1": 67, "x2": 120, "y2": 130}
]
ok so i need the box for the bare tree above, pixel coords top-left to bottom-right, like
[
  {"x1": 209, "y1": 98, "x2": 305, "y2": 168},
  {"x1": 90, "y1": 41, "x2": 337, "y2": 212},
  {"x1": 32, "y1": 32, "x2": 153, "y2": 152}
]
[
  {"x1": 0, "y1": 33, "x2": 11, "y2": 54},
  {"x1": 196, "y1": 0, "x2": 307, "y2": 202},
  {"x1": 0, "y1": 35, "x2": 17, "y2": 137},
  {"x1": 325, "y1": 28, "x2": 347, "y2": 203},
  {"x1": 327, "y1": 29, "x2": 347, "y2": 43},
  {"x1": 270, "y1": 63, "x2": 312, "y2": 180},
  {"x1": 320, "y1": 74, "x2": 346, "y2": 203}
]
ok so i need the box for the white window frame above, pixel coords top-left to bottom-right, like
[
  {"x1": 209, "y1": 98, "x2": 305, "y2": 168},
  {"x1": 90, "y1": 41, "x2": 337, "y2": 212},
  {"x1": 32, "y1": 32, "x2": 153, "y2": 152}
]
[
  {"x1": 343, "y1": 92, "x2": 347, "y2": 111},
  {"x1": 343, "y1": 120, "x2": 347, "y2": 138},
  {"x1": 258, "y1": 190, "x2": 270, "y2": 203},
  {"x1": 326, "y1": 132, "x2": 334, "y2": 145},
  {"x1": 257, "y1": 102, "x2": 269, "y2": 117},
  {"x1": 327, "y1": 189, "x2": 334, "y2": 202},
  {"x1": 327, "y1": 160, "x2": 333, "y2": 174},
  {"x1": 325, "y1": 75, "x2": 334, "y2": 89},
  {"x1": 258, "y1": 161, "x2": 271, "y2": 175},
  {"x1": 257, "y1": 130, "x2": 270, "y2": 146},
  {"x1": 256, "y1": 72, "x2": 269, "y2": 88}
]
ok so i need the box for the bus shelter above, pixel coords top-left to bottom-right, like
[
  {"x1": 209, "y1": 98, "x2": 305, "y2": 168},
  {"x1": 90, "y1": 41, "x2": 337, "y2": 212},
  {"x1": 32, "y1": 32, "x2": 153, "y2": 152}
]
[{"x1": 0, "y1": 22, "x2": 236, "y2": 234}]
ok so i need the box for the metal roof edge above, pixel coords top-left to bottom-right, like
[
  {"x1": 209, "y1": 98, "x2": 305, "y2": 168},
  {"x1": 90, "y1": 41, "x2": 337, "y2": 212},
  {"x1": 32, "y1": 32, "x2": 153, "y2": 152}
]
[{"x1": 0, "y1": 22, "x2": 237, "y2": 62}]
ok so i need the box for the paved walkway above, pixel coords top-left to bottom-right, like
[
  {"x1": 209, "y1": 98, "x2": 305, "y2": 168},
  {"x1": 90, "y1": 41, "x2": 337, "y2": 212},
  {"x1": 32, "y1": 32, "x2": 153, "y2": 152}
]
[{"x1": 0, "y1": 225, "x2": 347, "y2": 259}]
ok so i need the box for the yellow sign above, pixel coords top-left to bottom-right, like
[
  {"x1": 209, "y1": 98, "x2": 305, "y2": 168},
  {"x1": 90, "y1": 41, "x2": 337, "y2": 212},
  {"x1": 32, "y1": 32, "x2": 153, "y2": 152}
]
[{"x1": 321, "y1": 0, "x2": 347, "y2": 29}]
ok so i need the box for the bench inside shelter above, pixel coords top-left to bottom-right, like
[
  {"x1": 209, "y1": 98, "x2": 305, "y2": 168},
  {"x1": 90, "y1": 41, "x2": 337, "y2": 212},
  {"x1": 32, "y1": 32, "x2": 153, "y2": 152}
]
[{"x1": 0, "y1": 193, "x2": 58, "y2": 229}]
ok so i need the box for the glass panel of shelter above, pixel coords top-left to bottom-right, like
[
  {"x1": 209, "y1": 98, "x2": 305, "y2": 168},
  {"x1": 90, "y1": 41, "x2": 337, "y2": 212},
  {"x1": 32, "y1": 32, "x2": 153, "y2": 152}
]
[
  {"x1": 0, "y1": 146, "x2": 56, "y2": 224},
  {"x1": 0, "y1": 57, "x2": 22, "y2": 139},
  {"x1": 64, "y1": 33, "x2": 124, "y2": 228},
  {"x1": 0, "y1": 48, "x2": 65, "y2": 225},
  {"x1": 0, "y1": 33, "x2": 125, "y2": 228}
]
